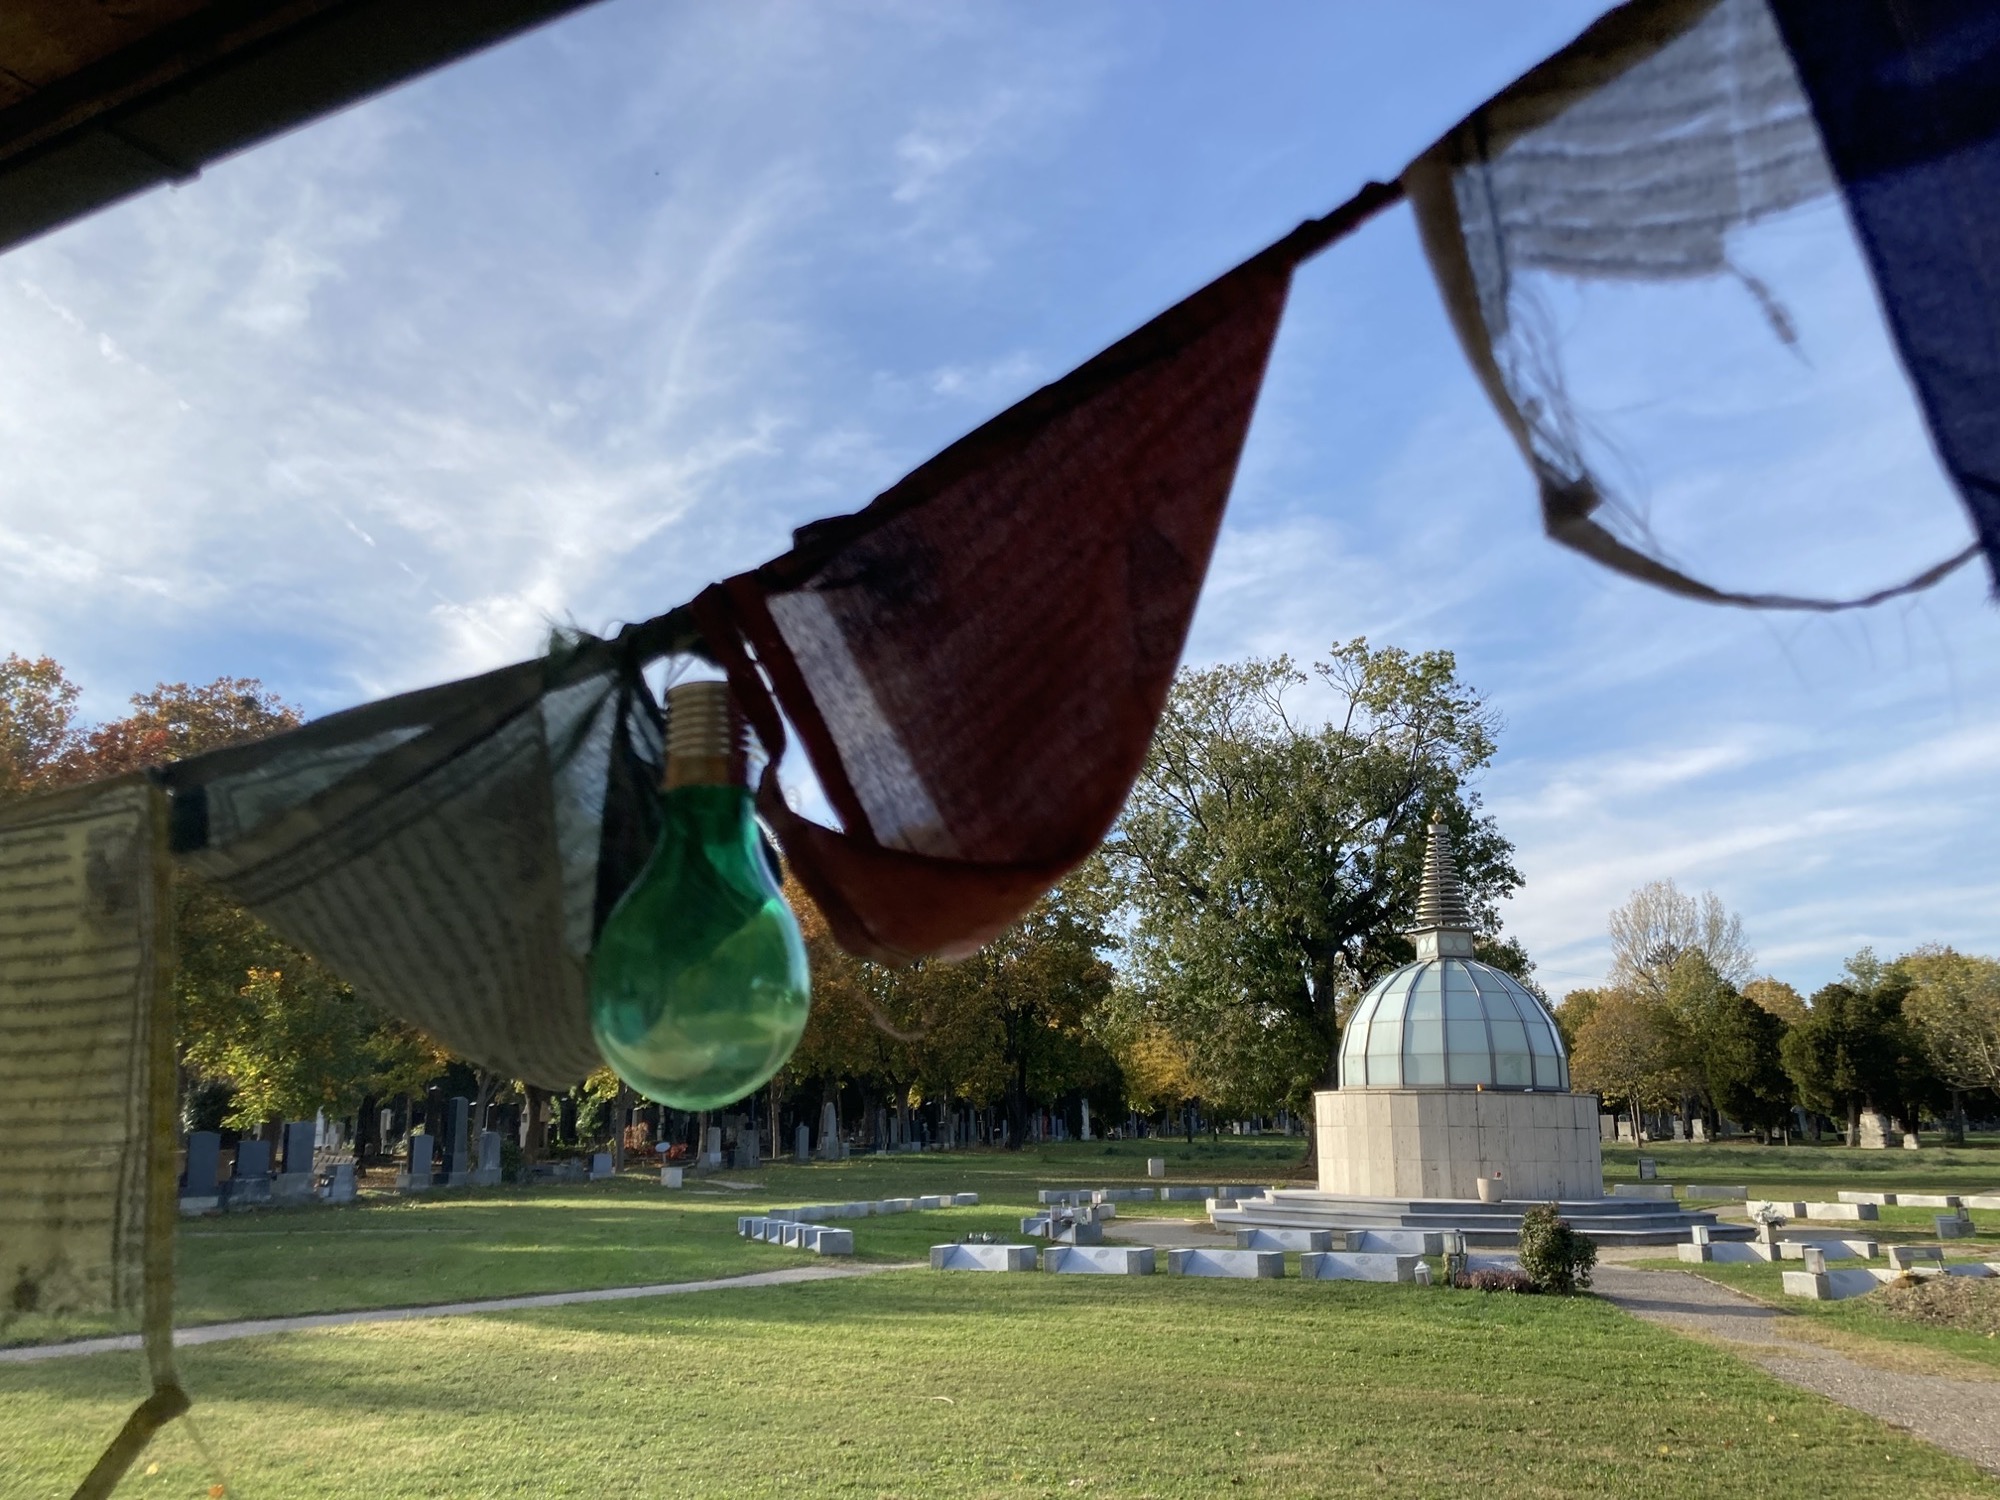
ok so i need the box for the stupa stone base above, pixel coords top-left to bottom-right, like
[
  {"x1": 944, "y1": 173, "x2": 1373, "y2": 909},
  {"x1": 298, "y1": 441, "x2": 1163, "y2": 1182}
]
[{"x1": 1315, "y1": 1088, "x2": 1602, "y2": 1202}]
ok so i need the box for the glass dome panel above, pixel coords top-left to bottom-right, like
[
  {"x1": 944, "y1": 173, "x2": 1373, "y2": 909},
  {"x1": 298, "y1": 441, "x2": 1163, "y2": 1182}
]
[
  {"x1": 1406, "y1": 984, "x2": 1442, "y2": 1021},
  {"x1": 1405, "y1": 1052, "x2": 1445, "y2": 1085},
  {"x1": 1336, "y1": 957, "x2": 1569, "y2": 1091},
  {"x1": 1494, "y1": 1051, "x2": 1532, "y2": 1087},
  {"x1": 1448, "y1": 1049, "x2": 1493, "y2": 1086}
]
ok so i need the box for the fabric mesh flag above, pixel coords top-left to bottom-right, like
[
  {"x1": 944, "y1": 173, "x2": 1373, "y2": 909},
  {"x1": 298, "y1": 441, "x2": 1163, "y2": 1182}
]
[
  {"x1": 1403, "y1": 0, "x2": 1993, "y2": 607},
  {"x1": 158, "y1": 630, "x2": 677, "y2": 1087},
  {"x1": 693, "y1": 242, "x2": 1300, "y2": 962},
  {"x1": 0, "y1": 777, "x2": 175, "y2": 1328}
]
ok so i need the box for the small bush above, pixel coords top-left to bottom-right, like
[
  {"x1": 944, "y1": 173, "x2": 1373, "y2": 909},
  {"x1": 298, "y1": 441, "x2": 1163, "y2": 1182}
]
[
  {"x1": 1455, "y1": 1268, "x2": 1537, "y2": 1294},
  {"x1": 1517, "y1": 1203, "x2": 1596, "y2": 1294}
]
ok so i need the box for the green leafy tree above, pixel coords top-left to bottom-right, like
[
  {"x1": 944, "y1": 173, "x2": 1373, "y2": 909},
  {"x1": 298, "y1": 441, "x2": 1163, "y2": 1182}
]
[
  {"x1": 1607, "y1": 880, "x2": 1754, "y2": 999},
  {"x1": 1568, "y1": 991, "x2": 1680, "y2": 1135},
  {"x1": 1781, "y1": 952, "x2": 1940, "y2": 1142},
  {"x1": 1552, "y1": 988, "x2": 1604, "y2": 1055},
  {"x1": 1895, "y1": 946, "x2": 2000, "y2": 1131},
  {"x1": 1111, "y1": 642, "x2": 1520, "y2": 1112}
]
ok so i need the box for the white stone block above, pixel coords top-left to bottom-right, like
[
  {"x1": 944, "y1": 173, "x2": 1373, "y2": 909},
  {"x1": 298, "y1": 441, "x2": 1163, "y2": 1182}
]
[
  {"x1": 1235, "y1": 1228, "x2": 1332, "y2": 1252},
  {"x1": 1962, "y1": 1195, "x2": 2000, "y2": 1211},
  {"x1": 660, "y1": 1167, "x2": 684, "y2": 1188},
  {"x1": 813, "y1": 1229, "x2": 854, "y2": 1255},
  {"x1": 1778, "y1": 1239, "x2": 1876, "y2": 1262},
  {"x1": 1836, "y1": 1190, "x2": 1896, "y2": 1205},
  {"x1": 915, "y1": 1195, "x2": 946, "y2": 1210},
  {"x1": 1610, "y1": 1184, "x2": 1677, "y2": 1200},
  {"x1": 1300, "y1": 1252, "x2": 1419, "y2": 1283},
  {"x1": 1887, "y1": 1244, "x2": 1945, "y2": 1272},
  {"x1": 1897, "y1": 1193, "x2": 1962, "y2": 1209},
  {"x1": 931, "y1": 1243, "x2": 1037, "y2": 1272},
  {"x1": 1345, "y1": 1230, "x2": 1444, "y2": 1256},
  {"x1": 951, "y1": 1192, "x2": 979, "y2": 1206},
  {"x1": 1747, "y1": 1200, "x2": 1807, "y2": 1218},
  {"x1": 879, "y1": 1198, "x2": 916, "y2": 1213},
  {"x1": 1169, "y1": 1248, "x2": 1283, "y2": 1279},
  {"x1": 1147, "y1": 1158, "x2": 1166, "y2": 1178},
  {"x1": 1044, "y1": 1245, "x2": 1154, "y2": 1275},
  {"x1": 1804, "y1": 1201, "x2": 1877, "y2": 1221},
  {"x1": 1158, "y1": 1186, "x2": 1210, "y2": 1201},
  {"x1": 1683, "y1": 1185, "x2": 1748, "y2": 1199},
  {"x1": 1676, "y1": 1243, "x2": 1714, "y2": 1263},
  {"x1": 1781, "y1": 1269, "x2": 1831, "y2": 1300}
]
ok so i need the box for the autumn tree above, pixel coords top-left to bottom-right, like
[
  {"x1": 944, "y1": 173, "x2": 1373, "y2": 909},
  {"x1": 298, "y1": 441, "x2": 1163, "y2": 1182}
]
[
  {"x1": 0, "y1": 653, "x2": 82, "y2": 798},
  {"x1": 1568, "y1": 991, "x2": 1681, "y2": 1137},
  {"x1": 1895, "y1": 946, "x2": 2000, "y2": 1137},
  {"x1": 1743, "y1": 977, "x2": 1808, "y2": 1024},
  {"x1": 1111, "y1": 642, "x2": 1520, "y2": 1111},
  {"x1": 1607, "y1": 880, "x2": 1754, "y2": 998}
]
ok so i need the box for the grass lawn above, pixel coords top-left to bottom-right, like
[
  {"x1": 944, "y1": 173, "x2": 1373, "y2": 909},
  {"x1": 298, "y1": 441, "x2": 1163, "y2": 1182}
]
[
  {"x1": 1602, "y1": 1139, "x2": 2000, "y2": 1199},
  {"x1": 8, "y1": 1270, "x2": 1996, "y2": 1499}
]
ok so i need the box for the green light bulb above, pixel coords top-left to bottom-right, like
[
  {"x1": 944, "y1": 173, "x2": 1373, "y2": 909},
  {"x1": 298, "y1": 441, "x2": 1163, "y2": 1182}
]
[{"x1": 589, "y1": 681, "x2": 810, "y2": 1109}]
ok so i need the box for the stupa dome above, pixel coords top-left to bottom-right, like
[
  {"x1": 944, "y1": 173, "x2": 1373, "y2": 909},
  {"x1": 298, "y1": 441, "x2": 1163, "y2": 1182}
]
[{"x1": 1336, "y1": 812, "x2": 1568, "y2": 1091}]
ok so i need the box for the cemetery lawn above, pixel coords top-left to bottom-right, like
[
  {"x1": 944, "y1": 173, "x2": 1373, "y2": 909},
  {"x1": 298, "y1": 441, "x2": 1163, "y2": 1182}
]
[
  {"x1": 1603, "y1": 1138, "x2": 2000, "y2": 1201},
  {"x1": 1637, "y1": 1257, "x2": 2000, "y2": 1374},
  {"x1": 4, "y1": 1140, "x2": 1293, "y2": 1347},
  {"x1": 8, "y1": 1271, "x2": 1996, "y2": 1498}
]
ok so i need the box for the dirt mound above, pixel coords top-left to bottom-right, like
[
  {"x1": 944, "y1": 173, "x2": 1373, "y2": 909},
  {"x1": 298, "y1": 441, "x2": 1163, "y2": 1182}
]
[{"x1": 1875, "y1": 1273, "x2": 2000, "y2": 1335}]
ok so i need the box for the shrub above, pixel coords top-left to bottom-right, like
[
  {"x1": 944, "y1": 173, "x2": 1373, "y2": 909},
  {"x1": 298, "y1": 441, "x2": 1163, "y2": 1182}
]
[
  {"x1": 1455, "y1": 1268, "x2": 1537, "y2": 1293},
  {"x1": 1517, "y1": 1202, "x2": 1597, "y2": 1294}
]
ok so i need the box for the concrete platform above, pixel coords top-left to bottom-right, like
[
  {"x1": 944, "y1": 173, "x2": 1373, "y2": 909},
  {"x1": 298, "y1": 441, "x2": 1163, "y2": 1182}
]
[{"x1": 1211, "y1": 1190, "x2": 1747, "y2": 1248}]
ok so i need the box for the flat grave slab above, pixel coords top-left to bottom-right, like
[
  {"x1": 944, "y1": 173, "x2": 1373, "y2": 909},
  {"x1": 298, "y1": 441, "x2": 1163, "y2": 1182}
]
[
  {"x1": 1346, "y1": 1229, "x2": 1445, "y2": 1256},
  {"x1": 1837, "y1": 1191, "x2": 1896, "y2": 1205},
  {"x1": 878, "y1": 1198, "x2": 916, "y2": 1214},
  {"x1": 1609, "y1": 1184, "x2": 1676, "y2": 1200},
  {"x1": 931, "y1": 1244, "x2": 1037, "y2": 1272},
  {"x1": 1235, "y1": 1228, "x2": 1333, "y2": 1252},
  {"x1": 951, "y1": 1193, "x2": 979, "y2": 1206},
  {"x1": 1803, "y1": 1201, "x2": 1877, "y2": 1221},
  {"x1": 1888, "y1": 1244, "x2": 1945, "y2": 1272},
  {"x1": 915, "y1": 1195, "x2": 946, "y2": 1210},
  {"x1": 1897, "y1": 1193, "x2": 1962, "y2": 1209},
  {"x1": 1169, "y1": 1248, "x2": 1283, "y2": 1279},
  {"x1": 1158, "y1": 1186, "x2": 1213, "y2": 1202},
  {"x1": 1300, "y1": 1252, "x2": 1420, "y2": 1284},
  {"x1": 1044, "y1": 1245, "x2": 1155, "y2": 1275},
  {"x1": 1680, "y1": 1242, "x2": 1774, "y2": 1264},
  {"x1": 1939, "y1": 1214, "x2": 1976, "y2": 1239},
  {"x1": 1783, "y1": 1268, "x2": 1885, "y2": 1301},
  {"x1": 1776, "y1": 1239, "x2": 1876, "y2": 1262},
  {"x1": 1682, "y1": 1185, "x2": 1748, "y2": 1199}
]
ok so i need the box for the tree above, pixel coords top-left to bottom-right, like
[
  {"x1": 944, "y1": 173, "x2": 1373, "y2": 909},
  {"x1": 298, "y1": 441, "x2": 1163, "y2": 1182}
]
[
  {"x1": 1607, "y1": 880, "x2": 1754, "y2": 998},
  {"x1": 1742, "y1": 977, "x2": 1807, "y2": 1024},
  {"x1": 1895, "y1": 946, "x2": 2000, "y2": 1129},
  {"x1": 1780, "y1": 953, "x2": 1939, "y2": 1143},
  {"x1": 1568, "y1": 991, "x2": 1680, "y2": 1135},
  {"x1": 1553, "y1": 988, "x2": 1605, "y2": 1055},
  {"x1": 0, "y1": 653, "x2": 82, "y2": 799},
  {"x1": 1111, "y1": 642, "x2": 1520, "y2": 1110}
]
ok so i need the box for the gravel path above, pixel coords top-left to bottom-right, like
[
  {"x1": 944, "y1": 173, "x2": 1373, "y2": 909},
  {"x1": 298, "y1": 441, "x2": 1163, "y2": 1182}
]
[
  {"x1": 0, "y1": 1261, "x2": 912, "y2": 1367},
  {"x1": 1595, "y1": 1265, "x2": 2000, "y2": 1474}
]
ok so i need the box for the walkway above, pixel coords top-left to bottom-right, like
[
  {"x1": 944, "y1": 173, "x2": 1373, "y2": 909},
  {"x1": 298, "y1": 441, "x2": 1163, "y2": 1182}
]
[
  {"x1": 1595, "y1": 1265, "x2": 2000, "y2": 1475},
  {"x1": 0, "y1": 1261, "x2": 913, "y2": 1367}
]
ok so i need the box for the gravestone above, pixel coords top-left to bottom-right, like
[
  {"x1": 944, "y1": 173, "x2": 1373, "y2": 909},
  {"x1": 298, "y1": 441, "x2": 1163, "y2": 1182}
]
[
  {"x1": 1939, "y1": 1211, "x2": 1975, "y2": 1239},
  {"x1": 1147, "y1": 1157, "x2": 1166, "y2": 1179},
  {"x1": 1169, "y1": 1248, "x2": 1283, "y2": 1279},
  {"x1": 590, "y1": 1151, "x2": 614, "y2": 1180},
  {"x1": 1300, "y1": 1252, "x2": 1419, "y2": 1283},
  {"x1": 1598, "y1": 1113, "x2": 1616, "y2": 1141},
  {"x1": 1236, "y1": 1228, "x2": 1333, "y2": 1253},
  {"x1": 795, "y1": 1124, "x2": 810, "y2": 1163},
  {"x1": 1637, "y1": 1157, "x2": 1657, "y2": 1181},
  {"x1": 1904, "y1": 1129, "x2": 1923, "y2": 1150},
  {"x1": 230, "y1": 1138, "x2": 273, "y2": 1207},
  {"x1": 1344, "y1": 1229, "x2": 1445, "y2": 1255},
  {"x1": 1615, "y1": 1118, "x2": 1636, "y2": 1142},
  {"x1": 661, "y1": 1165, "x2": 684, "y2": 1188},
  {"x1": 1080, "y1": 1100, "x2": 1092, "y2": 1141},
  {"x1": 472, "y1": 1130, "x2": 503, "y2": 1187},
  {"x1": 1044, "y1": 1245, "x2": 1154, "y2": 1275},
  {"x1": 443, "y1": 1097, "x2": 472, "y2": 1186},
  {"x1": 400, "y1": 1133, "x2": 434, "y2": 1192},
  {"x1": 1803, "y1": 1201, "x2": 1877, "y2": 1221},
  {"x1": 324, "y1": 1162, "x2": 357, "y2": 1204},
  {"x1": 274, "y1": 1119, "x2": 318, "y2": 1202},
  {"x1": 930, "y1": 1244, "x2": 1037, "y2": 1272},
  {"x1": 181, "y1": 1131, "x2": 221, "y2": 1203},
  {"x1": 1889, "y1": 1244, "x2": 1945, "y2": 1272},
  {"x1": 1689, "y1": 1118, "x2": 1708, "y2": 1142},
  {"x1": 733, "y1": 1134, "x2": 761, "y2": 1170},
  {"x1": 379, "y1": 1106, "x2": 394, "y2": 1142},
  {"x1": 702, "y1": 1125, "x2": 723, "y2": 1168}
]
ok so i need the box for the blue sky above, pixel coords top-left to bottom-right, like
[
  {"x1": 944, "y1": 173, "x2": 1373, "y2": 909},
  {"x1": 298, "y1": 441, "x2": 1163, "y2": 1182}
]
[{"x1": 2, "y1": 1, "x2": 1994, "y2": 998}]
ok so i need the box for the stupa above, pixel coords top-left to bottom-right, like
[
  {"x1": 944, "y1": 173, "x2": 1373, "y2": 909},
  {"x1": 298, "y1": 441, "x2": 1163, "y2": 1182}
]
[
  {"x1": 1212, "y1": 812, "x2": 1742, "y2": 1245},
  {"x1": 1318, "y1": 810, "x2": 1597, "y2": 1200}
]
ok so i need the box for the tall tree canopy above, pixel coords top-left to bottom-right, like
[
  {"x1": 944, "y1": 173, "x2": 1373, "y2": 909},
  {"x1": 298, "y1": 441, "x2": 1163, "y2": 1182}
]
[
  {"x1": 1895, "y1": 945, "x2": 2000, "y2": 1099},
  {"x1": 1109, "y1": 641, "x2": 1521, "y2": 1107},
  {"x1": 1607, "y1": 879, "x2": 1755, "y2": 998}
]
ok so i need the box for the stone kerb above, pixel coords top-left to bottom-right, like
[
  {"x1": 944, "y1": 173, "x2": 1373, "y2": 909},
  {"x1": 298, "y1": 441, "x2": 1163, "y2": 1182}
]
[
  {"x1": 932, "y1": 1244, "x2": 1037, "y2": 1272},
  {"x1": 1803, "y1": 1201, "x2": 1878, "y2": 1221},
  {"x1": 1964, "y1": 1195, "x2": 2000, "y2": 1211},
  {"x1": 1609, "y1": 1184, "x2": 1676, "y2": 1201},
  {"x1": 1888, "y1": 1244, "x2": 1945, "y2": 1272},
  {"x1": 1747, "y1": 1199, "x2": 1807, "y2": 1219},
  {"x1": 1683, "y1": 1185, "x2": 1748, "y2": 1200},
  {"x1": 1168, "y1": 1248, "x2": 1283, "y2": 1279},
  {"x1": 1235, "y1": 1228, "x2": 1333, "y2": 1252},
  {"x1": 1158, "y1": 1186, "x2": 1213, "y2": 1202},
  {"x1": 1346, "y1": 1230, "x2": 1445, "y2": 1256},
  {"x1": 1300, "y1": 1252, "x2": 1420, "y2": 1283},
  {"x1": 1044, "y1": 1245, "x2": 1155, "y2": 1275},
  {"x1": 1898, "y1": 1193, "x2": 1963, "y2": 1209}
]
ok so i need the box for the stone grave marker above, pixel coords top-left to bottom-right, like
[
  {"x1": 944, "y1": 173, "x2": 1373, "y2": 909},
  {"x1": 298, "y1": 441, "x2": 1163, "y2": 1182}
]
[
  {"x1": 442, "y1": 1097, "x2": 472, "y2": 1187},
  {"x1": 795, "y1": 1124, "x2": 810, "y2": 1163},
  {"x1": 231, "y1": 1138, "x2": 273, "y2": 1207},
  {"x1": 1300, "y1": 1252, "x2": 1419, "y2": 1283},
  {"x1": 1147, "y1": 1157, "x2": 1166, "y2": 1178},
  {"x1": 1044, "y1": 1245, "x2": 1154, "y2": 1275},
  {"x1": 1939, "y1": 1211, "x2": 1975, "y2": 1239},
  {"x1": 590, "y1": 1151, "x2": 614, "y2": 1180},
  {"x1": 400, "y1": 1134, "x2": 434, "y2": 1192},
  {"x1": 180, "y1": 1131, "x2": 221, "y2": 1213},
  {"x1": 661, "y1": 1165, "x2": 684, "y2": 1188},
  {"x1": 1637, "y1": 1157, "x2": 1657, "y2": 1181},
  {"x1": 931, "y1": 1244, "x2": 1037, "y2": 1272},
  {"x1": 472, "y1": 1130, "x2": 503, "y2": 1187},
  {"x1": 274, "y1": 1120, "x2": 317, "y2": 1202},
  {"x1": 325, "y1": 1162, "x2": 357, "y2": 1204},
  {"x1": 1168, "y1": 1248, "x2": 1283, "y2": 1279},
  {"x1": 702, "y1": 1126, "x2": 723, "y2": 1168}
]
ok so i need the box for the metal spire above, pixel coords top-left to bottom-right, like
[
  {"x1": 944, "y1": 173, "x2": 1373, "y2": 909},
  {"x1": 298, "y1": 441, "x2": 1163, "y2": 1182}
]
[{"x1": 1411, "y1": 808, "x2": 1476, "y2": 958}]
